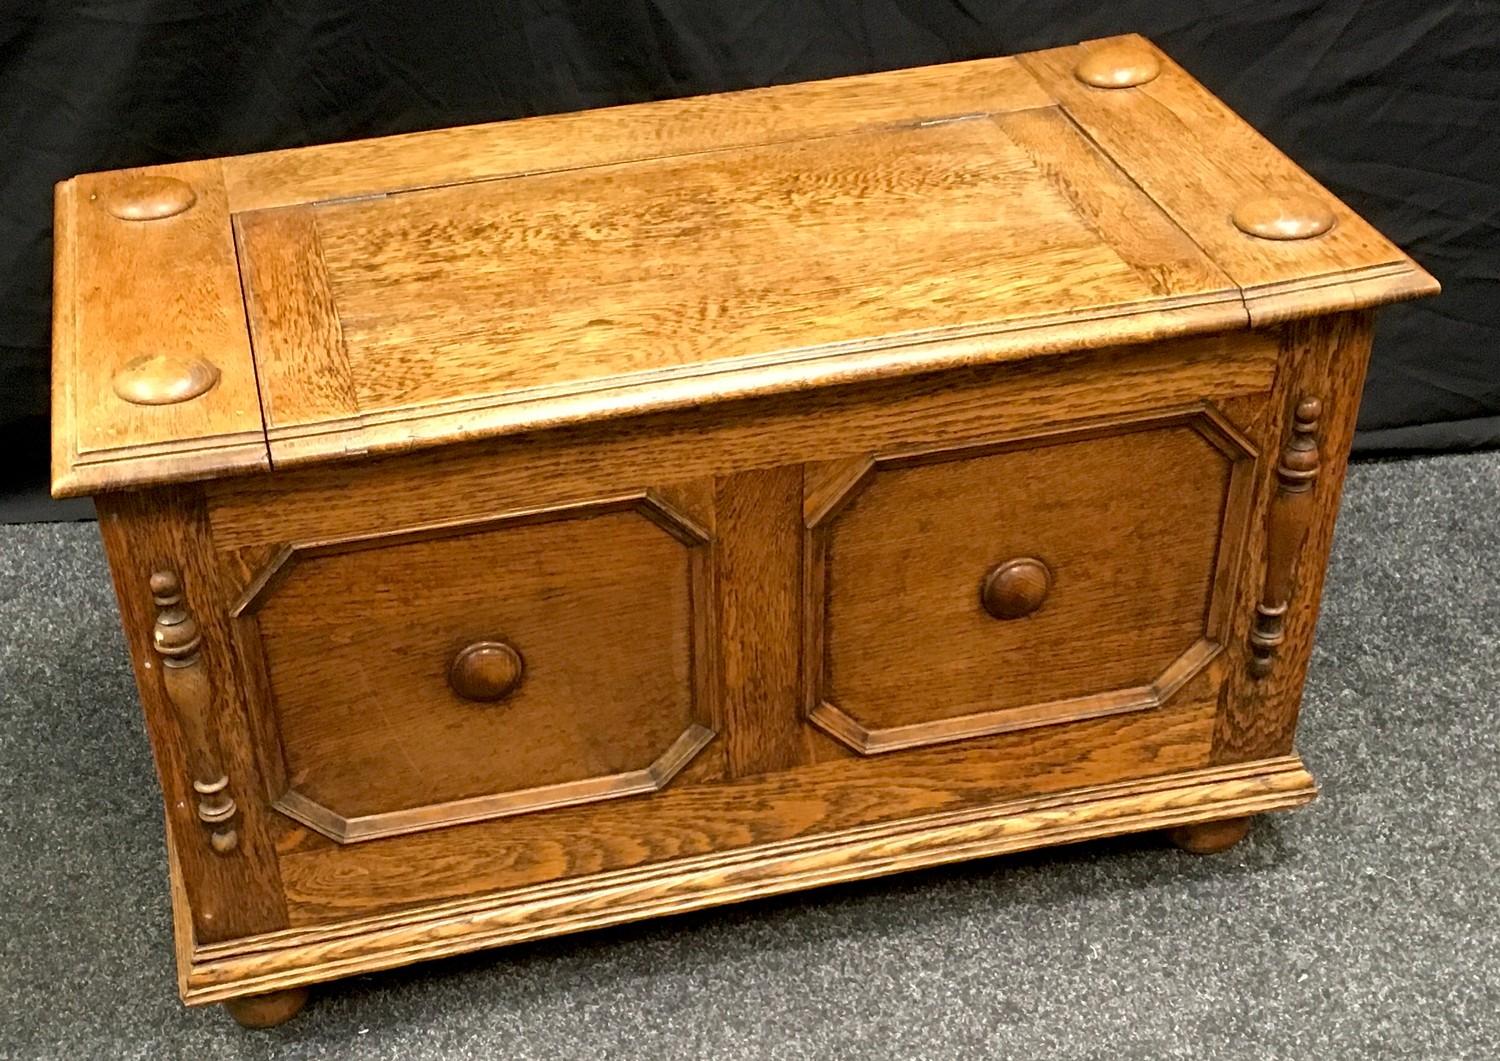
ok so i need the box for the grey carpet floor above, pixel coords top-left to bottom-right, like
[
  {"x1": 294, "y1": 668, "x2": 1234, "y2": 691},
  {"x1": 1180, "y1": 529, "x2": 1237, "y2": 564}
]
[{"x1": 1, "y1": 452, "x2": 1497, "y2": 1060}]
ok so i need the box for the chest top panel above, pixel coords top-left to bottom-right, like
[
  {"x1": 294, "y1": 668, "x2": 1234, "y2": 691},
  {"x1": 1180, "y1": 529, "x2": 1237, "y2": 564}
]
[{"x1": 52, "y1": 34, "x2": 1436, "y2": 496}]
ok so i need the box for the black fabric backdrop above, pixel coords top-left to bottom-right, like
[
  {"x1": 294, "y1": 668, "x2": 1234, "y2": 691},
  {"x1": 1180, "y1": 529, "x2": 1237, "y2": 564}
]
[{"x1": 2, "y1": 0, "x2": 1496, "y2": 505}]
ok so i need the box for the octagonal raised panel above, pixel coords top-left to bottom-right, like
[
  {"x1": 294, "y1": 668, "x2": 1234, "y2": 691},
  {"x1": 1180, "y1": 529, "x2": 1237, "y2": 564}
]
[
  {"x1": 806, "y1": 409, "x2": 1256, "y2": 754},
  {"x1": 232, "y1": 491, "x2": 714, "y2": 842}
]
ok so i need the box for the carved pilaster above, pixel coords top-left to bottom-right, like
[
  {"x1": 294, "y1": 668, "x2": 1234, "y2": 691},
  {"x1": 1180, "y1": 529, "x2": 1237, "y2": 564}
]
[
  {"x1": 152, "y1": 570, "x2": 238, "y2": 853},
  {"x1": 1249, "y1": 397, "x2": 1322, "y2": 678}
]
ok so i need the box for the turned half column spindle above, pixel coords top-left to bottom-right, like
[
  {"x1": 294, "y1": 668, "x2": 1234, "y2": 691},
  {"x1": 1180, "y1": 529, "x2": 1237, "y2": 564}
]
[
  {"x1": 1249, "y1": 397, "x2": 1323, "y2": 678},
  {"x1": 152, "y1": 571, "x2": 239, "y2": 853}
]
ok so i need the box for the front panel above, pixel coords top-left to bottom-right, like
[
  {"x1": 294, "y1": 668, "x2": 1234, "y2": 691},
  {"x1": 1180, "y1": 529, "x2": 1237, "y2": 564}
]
[
  {"x1": 150, "y1": 331, "x2": 1280, "y2": 937},
  {"x1": 806, "y1": 410, "x2": 1256, "y2": 754}
]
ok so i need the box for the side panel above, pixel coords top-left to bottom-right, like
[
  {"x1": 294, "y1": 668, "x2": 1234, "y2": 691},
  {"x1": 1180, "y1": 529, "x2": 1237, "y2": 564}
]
[
  {"x1": 95, "y1": 487, "x2": 288, "y2": 944},
  {"x1": 1212, "y1": 311, "x2": 1376, "y2": 761}
]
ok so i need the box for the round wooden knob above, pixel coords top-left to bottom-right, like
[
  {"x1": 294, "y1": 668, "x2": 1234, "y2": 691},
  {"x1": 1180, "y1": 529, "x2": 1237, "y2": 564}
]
[
  {"x1": 101, "y1": 175, "x2": 197, "y2": 220},
  {"x1": 111, "y1": 354, "x2": 221, "y2": 406},
  {"x1": 448, "y1": 641, "x2": 524, "y2": 702},
  {"x1": 981, "y1": 557, "x2": 1052, "y2": 620},
  {"x1": 1231, "y1": 193, "x2": 1336, "y2": 240},
  {"x1": 1074, "y1": 44, "x2": 1162, "y2": 89}
]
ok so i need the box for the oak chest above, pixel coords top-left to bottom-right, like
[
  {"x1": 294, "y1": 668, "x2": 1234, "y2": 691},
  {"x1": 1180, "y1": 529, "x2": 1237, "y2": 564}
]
[{"x1": 52, "y1": 34, "x2": 1437, "y2": 1027}]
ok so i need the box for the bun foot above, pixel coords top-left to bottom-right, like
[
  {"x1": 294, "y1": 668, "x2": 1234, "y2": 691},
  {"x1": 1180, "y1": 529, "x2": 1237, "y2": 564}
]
[
  {"x1": 223, "y1": 986, "x2": 309, "y2": 1028},
  {"x1": 1167, "y1": 815, "x2": 1252, "y2": 854}
]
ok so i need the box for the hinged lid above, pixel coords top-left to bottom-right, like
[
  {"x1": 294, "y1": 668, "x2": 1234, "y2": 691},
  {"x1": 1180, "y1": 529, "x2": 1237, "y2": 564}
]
[{"x1": 52, "y1": 34, "x2": 1437, "y2": 496}]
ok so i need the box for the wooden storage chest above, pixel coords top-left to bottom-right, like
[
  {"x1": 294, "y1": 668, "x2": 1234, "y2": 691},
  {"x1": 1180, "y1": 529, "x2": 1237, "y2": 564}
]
[{"x1": 51, "y1": 34, "x2": 1437, "y2": 1026}]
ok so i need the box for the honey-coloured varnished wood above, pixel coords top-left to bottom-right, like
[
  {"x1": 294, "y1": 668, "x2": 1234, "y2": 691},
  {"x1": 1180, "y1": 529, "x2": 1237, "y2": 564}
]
[
  {"x1": 1233, "y1": 194, "x2": 1337, "y2": 242},
  {"x1": 102, "y1": 174, "x2": 197, "y2": 221},
  {"x1": 95, "y1": 487, "x2": 289, "y2": 945},
  {"x1": 1019, "y1": 35, "x2": 1438, "y2": 325},
  {"x1": 181, "y1": 756, "x2": 1314, "y2": 1003},
  {"x1": 56, "y1": 36, "x2": 1437, "y2": 1023},
  {"x1": 1250, "y1": 396, "x2": 1323, "y2": 678},
  {"x1": 804, "y1": 407, "x2": 1256, "y2": 755},
  {"x1": 151, "y1": 571, "x2": 239, "y2": 855},
  {"x1": 1074, "y1": 41, "x2": 1162, "y2": 88},
  {"x1": 981, "y1": 557, "x2": 1053, "y2": 620},
  {"x1": 447, "y1": 641, "x2": 525, "y2": 703},
  {"x1": 229, "y1": 490, "x2": 718, "y2": 843},
  {"x1": 53, "y1": 162, "x2": 269, "y2": 497},
  {"x1": 1213, "y1": 312, "x2": 1376, "y2": 764},
  {"x1": 53, "y1": 35, "x2": 1437, "y2": 495},
  {"x1": 111, "y1": 354, "x2": 221, "y2": 407}
]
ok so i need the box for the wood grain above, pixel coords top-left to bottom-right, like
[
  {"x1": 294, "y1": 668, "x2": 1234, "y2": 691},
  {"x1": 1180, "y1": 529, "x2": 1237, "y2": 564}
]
[
  {"x1": 56, "y1": 39, "x2": 1439, "y2": 495},
  {"x1": 178, "y1": 755, "x2": 1314, "y2": 1003},
  {"x1": 1019, "y1": 35, "x2": 1440, "y2": 325},
  {"x1": 221, "y1": 56, "x2": 1056, "y2": 211},
  {"x1": 238, "y1": 501, "x2": 710, "y2": 827},
  {"x1": 714, "y1": 467, "x2": 810, "y2": 777},
  {"x1": 235, "y1": 112, "x2": 1244, "y2": 467},
  {"x1": 59, "y1": 40, "x2": 1443, "y2": 1017},
  {"x1": 205, "y1": 332, "x2": 1278, "y2": 551},
  {"x1": 1248, "y1": 396, "x2": 1323, "y2": 678},
  {"x1": 49, "y1": 179, "x2": 78, "y2": 501},
  {"x1": 232, "y1": 208, "x2": 358, "y2": 436},
  {"x1": 273, "y1": 725, "x2": 716, "y2": 844},
  {"x1": 95, "y1": 487, "x2": 288, "y2": 942},
  {"x1": 994, "y1": 106, "x2": 1235, "y2": 302},
  {"x1": 809, "y1": 412, "x2": 1253, "y2": 749},
  {"x1": 1213, "y1": 312, "x2": 1375, "y2": 762},
  {"x1": 53, "y1": 161, "x2": 269, "y2": 497},
  {"x1": 150, "y1": 570, "x2": 240, "y2": 854},
  {"x1": 265, "y1": 692, "x2": 1217, "y2": 927}
]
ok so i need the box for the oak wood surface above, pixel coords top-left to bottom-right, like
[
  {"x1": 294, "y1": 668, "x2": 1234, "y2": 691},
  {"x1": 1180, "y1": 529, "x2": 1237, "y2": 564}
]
[
  {"x1": 151, "y1": 570, "x2": 240, "y2": 854},
  {"x1": 53, "y1": 161, "x2": 268, "y2": 497},
  {"x1": 220, "y1": 55, "x2": 1056, "y2": 211},
  {"x1": 178, "y1": 755, "x2": 1314, "y2": 1003},
  {"x1": 1018, "y1": 36, "x2": 1439, "y2": 325},
  {"x1": 714, "y1": 467, "x2": 812, "y2": 777},
  {"x1": 95, "y1": 487, "x2": 287, "y2": 943},
  {"x1": 980, "y1": 557, "x2": 1053, "y2": 621},
  {"x1": 814, "y1": 416, "x2": 1246, "y2": 744},
  {"x1": 1212, "y1": 312, "x2": 1376, "y2": 762},
  {"x1": 54, "y1": 36, "x2": 1438, "y2": 496},
  {"x1": 238, "y1": 500, "x2": 710, "y2": 829},
  {"x1": 60, "y1": 35, "x2": 1442, "y2": 1017},
  {"x1": 204, "y1": 332, "x2": 1277, "y2": 551},
  {"x1": 265, "y1": 691, "x2": 1217, "y2": 926},
  {"x1": 232, "y1": 207, "x2": 359, "y2": 436},
  {"x1": 232, "y1": 108, "x2": 1242, "y2": 468}
]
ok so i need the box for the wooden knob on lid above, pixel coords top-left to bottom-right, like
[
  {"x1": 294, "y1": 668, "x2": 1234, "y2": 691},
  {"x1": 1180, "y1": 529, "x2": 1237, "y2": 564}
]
[
  {"x1": 1232, "y1": 194, "x2": 1336, "y2": 240},
  {"x1": 1074, "y1": 44, "x2": 1162, "y2": 88},
  {"x1": 981, "y1": 557, "x2": 1052, "y2": 620},
  {"x1": 448, "y1": 641, "x2": 524, "y2": 702},
  {"x1": 101, "y1": 175, "x2": 197, "y2": 220},
  {"x1": 112, "y1": 354, "x2": 221, "y2": 406}
]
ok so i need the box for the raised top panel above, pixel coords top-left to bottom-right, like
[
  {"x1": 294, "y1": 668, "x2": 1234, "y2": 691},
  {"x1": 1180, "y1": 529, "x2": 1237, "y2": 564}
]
[
  {"x1": 52, "y1": 34, "x2": 1437, "y2": 494},
  {"x1": 232, "y1": 108, "x2": 1242, "y2": 464}
]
